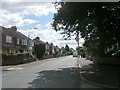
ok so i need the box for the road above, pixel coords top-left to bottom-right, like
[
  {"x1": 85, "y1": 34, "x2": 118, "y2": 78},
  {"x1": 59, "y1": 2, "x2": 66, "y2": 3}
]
[{"x1": 2, "y1": 56, "x2": 100, "y2": 88}]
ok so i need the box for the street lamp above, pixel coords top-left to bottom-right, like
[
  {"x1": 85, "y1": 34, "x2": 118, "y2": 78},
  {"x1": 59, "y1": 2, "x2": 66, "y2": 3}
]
[
  {"x1": 27, "y1": 30, "x2": 31, "y2": 61},
  {"x1": 75, "y1": 31, "x2": 80, "y2": 58},
  {"x1": 28, "y1": 28, "x2": 36, "y2": 55},
  {"x1": 28, "y1": 29, "x2": 34, "y2": 60},
  {"x1": 75, "y1": 30, "x2": 81, "y2": 68}
]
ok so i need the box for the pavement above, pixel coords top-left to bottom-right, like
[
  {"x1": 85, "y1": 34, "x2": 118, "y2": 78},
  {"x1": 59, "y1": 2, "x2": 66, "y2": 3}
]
[{"x1": 79, "y1": 58, "x2": 120, "y2": 89}]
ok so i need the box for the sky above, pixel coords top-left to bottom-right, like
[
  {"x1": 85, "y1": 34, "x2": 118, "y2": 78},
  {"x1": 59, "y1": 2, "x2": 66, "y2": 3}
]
[{"x1": 0, "y1": 0, "x2": 84, "y2": 49}]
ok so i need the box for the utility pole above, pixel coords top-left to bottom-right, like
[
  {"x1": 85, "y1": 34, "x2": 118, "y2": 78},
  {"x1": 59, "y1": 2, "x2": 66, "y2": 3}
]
[
  {"x1": 28, "y1": 30, "x2": 31, "y2": 61},
  {"x1": 28, "y1": 31, "x2": 29, "y2": 53},
  {"x1": 76, "y1": 30, "x2": 81, "y2": 68},
  {"x1": 76, "y1": 31, "x2": 80, "y2": 58}
]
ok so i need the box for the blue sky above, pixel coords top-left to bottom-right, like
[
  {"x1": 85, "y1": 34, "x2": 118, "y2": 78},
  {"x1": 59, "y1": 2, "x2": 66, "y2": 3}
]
[
  {"x1": 18, "y1": 13, "x2": 53, "y2": 30},
  {"x1": 0, "y1": 1, "x2": 84, "y2": 49}
]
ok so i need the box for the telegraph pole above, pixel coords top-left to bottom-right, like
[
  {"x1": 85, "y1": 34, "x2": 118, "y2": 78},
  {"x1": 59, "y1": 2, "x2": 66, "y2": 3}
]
[
  {"x1": 28, "y1": 31, "x2": 30, "y2": 53},
  {"x1": 76, "y1": 31, "x2": 80, "y2": 58},
  {"x1": 76, "y1": 30, "x2": 81, "y2": 68}
]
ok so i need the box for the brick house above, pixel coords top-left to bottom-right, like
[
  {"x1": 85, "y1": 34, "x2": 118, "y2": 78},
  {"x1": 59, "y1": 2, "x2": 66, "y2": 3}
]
[
  {"x1": 1, "y1": 26, "x2": 34, "y2": 54},
  {"x1": 49, "y1": 43, "x2": 54, "y2": 55},
  {"x1": 45, "y1": 42, "x2": 50, "y2": 56},
  {"x1": 33, "y1": 36, "x2": 45, "y2": 45},
  {"x1": 54, "y1": 45, "x2": 59, "y2": 53}
]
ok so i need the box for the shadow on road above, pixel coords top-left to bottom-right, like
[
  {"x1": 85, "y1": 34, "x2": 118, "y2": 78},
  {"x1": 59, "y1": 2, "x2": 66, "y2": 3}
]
[
  {"x1": 28, "y1": 67, "x2": 81, "y2": 88},
  {"x1": 81, "y1": 64, "x2": 120, "y2": 88}
]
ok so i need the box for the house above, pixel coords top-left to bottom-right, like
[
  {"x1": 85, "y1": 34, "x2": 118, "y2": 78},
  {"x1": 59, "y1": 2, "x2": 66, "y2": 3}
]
[
  {"x1": 33, "y1": 37, "x2": 62, "y2": 58},
  {"x1": 33, "y1": 36, "x2": 45, "y2": 45},
  {"x1": 54, "y1": 45, "x2": 60, "y2": 54},
  {"x1": 1, "y1": 26, "x2": 34, "y2": 54},
  {"x1": 56, "y1": 45, "x2": 60, "y2": 52},
  {"x1": 49, "y1": 43, "x2": 55, "y2": 55},
  {"x1": 45, "y1": 42, "x2": 50, "y2": 56}
]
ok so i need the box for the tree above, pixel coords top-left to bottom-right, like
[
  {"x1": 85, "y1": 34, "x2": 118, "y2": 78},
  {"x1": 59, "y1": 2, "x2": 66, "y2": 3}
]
[
  {"x1": 34, "y1": 44, "x2": 45, "y2": 59},
  {"x1": 65, "y1": 44, "x2": 69, "y2": 52},
  {"x1": 52, "y1": 2, "x2": 120, "y2": 57}
]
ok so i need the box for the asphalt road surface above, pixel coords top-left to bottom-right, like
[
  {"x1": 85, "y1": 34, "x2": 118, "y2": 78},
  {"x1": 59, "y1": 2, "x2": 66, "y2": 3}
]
[{"x1": 2, "y1": 56, "x2": 100, "y2": 88}]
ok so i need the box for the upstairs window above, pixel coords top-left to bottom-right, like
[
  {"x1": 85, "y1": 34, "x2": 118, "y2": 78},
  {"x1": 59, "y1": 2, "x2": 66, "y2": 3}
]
[
  {"x1": 6, "y1": 35, "x2": 12, "y2": 43},
  {"x1": 17, "y1": 38, "x2": 20, "y2": 44},
  {"x1": 22, "y1": 39, "x2": 27, "y2": 45}
]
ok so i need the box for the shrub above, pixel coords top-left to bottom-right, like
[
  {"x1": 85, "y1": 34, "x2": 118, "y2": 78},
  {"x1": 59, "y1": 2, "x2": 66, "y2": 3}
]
[
  {"x1": 34, "y1": 44, "x2": 45, "y2": 59},
  {"x1": 2, "y1": 51, "x2": 9, "y2": 57}
]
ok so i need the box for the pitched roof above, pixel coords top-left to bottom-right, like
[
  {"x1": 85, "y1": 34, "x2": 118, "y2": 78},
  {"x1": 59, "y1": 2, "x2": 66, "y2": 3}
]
[
  {"x1": 1, "y1": 26, "x2": 31, "y2": 40},
  {"x1": 33, "y1": 37, "x2": 45, "y2": 44}
]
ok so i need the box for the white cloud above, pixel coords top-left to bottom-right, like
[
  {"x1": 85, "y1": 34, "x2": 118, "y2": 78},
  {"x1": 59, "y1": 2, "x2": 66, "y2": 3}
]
[
  {"x1": 0, "y1": 9, "x2": 38, "y2": 27},
  {"x1": 18, "y1": 19, "x2": 39, "y2": 26},
  {"x1": 45, "y1": 22, "x2": 51, "y2": 27},
  {"x1": 0, "y1": 2, "x2": 55, "y2": 27},
  {"x1": 23, "y1": 3, "x2": 55, "y2": 16}
]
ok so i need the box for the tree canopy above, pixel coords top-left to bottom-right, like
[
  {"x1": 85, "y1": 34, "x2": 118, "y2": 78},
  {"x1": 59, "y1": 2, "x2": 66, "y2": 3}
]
[{"x1": 52, "y1": 2, "x2": 120, "y2": 57}]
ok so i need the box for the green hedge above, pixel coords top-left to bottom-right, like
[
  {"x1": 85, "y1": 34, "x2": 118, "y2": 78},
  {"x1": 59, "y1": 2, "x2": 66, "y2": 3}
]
[{"x1": 2, "y1": 51, "x2": 36, "y2": 66}]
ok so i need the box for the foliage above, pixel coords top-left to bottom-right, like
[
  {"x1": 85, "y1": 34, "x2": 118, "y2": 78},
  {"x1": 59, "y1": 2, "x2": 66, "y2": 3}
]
[
  {"x1": 53, "y1": 52, "x2": 59, "y2": 58},
  {"x1": 79, "y1": 47, "x2": 85, "y2": 53},
  {"x1": 2, "y1": 51, "x2": 9, "y2": 56},
  {"x1": 52, "y1": 2, "x2": 120, "y2": 57},
  {"x1": 65, "y1": 44, "x2": 69, "y2": 52},
  {"x1": 62, "y1": 45, "x2": 73, "y2": 55},
  {"x1": 34, "y1": 44, "x2": 45, "y2": 59},
  {"x1": 2, "y1": 51, "x2": 29, "y2": 57}
]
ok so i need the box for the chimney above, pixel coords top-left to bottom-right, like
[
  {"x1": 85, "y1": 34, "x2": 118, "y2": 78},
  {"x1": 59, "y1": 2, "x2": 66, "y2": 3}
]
[
  {"x1": 36, "y1": 36, "x2": 40, "y2": 40},
  {"x1": 11, "y1": 26, "x2": 17, "y2": 32}
]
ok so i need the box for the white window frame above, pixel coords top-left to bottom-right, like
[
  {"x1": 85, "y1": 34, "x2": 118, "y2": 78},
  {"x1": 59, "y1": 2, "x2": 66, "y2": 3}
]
[
  {"x1": 17, "y1": 38, "x2": 20, "y2": 44},
  {"x1": 22, "y1": 39, "x2": 27, "y2": 45},
  {"x1": 6, "y1": 35, "x2": 12, "y2": 43}
]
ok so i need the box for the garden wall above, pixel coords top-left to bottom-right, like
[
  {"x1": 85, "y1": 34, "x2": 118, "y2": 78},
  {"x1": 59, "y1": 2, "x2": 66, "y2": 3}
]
[{"x1": 2, "y1": 54, "x2": 36, "y2": 66}]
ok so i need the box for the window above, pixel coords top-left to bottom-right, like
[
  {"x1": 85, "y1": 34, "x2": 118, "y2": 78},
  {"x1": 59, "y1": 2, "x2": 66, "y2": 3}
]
[
  {"x1": 17, "y1": 38, "x2": 20, "y2": 44},
  {"x1": 22, "y1": 39, "x2": 27, "y2": 45},
  {"x1": 6, "y1": 35, "x2": 12, "y2": 43}
]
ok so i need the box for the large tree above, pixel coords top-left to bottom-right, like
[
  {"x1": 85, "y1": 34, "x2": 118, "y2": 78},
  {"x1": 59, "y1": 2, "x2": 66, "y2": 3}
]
[{"x1": 52, "y1": 2, "x2": 120, "y2": 57}]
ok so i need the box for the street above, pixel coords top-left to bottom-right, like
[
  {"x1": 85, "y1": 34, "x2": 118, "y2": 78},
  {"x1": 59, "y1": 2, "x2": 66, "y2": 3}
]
[
  {"x1": 1, "y1": 2, "x2": 120, "y2": 89},
  {"x1": 2, "y1": 56, "x2": 100, "y2": 88}
]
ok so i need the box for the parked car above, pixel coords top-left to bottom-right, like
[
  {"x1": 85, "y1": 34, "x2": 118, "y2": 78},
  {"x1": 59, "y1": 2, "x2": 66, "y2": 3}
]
[{"x1": 112, "y1": 50, "x2": 120, "y2": 57}]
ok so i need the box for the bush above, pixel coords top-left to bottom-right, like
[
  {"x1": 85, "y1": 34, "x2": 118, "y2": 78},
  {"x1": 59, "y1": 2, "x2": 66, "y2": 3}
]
[
  {"x1": 34, "y1": 44, "x2": 45, "y2": 59},
  {"x1": 53, "y1": 53, "x2": 57, "y2": 58},
  {"x1": 53, "y1": 52, "x2": 60, "y2": 58},
  {"x1": 2, "y1": 51, "x2": 9, "y2": 57},
  {"x1": 2, "y1": 51, "x2": 30, "y2": 58}
]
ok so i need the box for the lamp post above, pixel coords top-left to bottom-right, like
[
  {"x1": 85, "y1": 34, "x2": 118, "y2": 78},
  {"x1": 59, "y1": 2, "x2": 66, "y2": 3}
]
[
  {"x1": 27, "y1": 30, "x2": 30, "y2": 61},
  {"x1": 76, "y1": 31, "x2": 80, "y2": 58},
  {"x1": 76, "y1": 30, "x2": 81, "y2": 68},
  {"x1": 28, "y1": 30, "x2": 30, "y2": 52}
]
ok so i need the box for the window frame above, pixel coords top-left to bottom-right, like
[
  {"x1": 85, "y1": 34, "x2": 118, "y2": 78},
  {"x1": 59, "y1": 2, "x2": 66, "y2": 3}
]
[
  {"x1": 17, "y1": 38, "x2": 20, "y2": 44},
  {"x1": 22, "y1": 39, "x2": 27, "y2": 45},
  {"x1": 6, "y1": 35, "x2": 12, "y2": 43}
]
